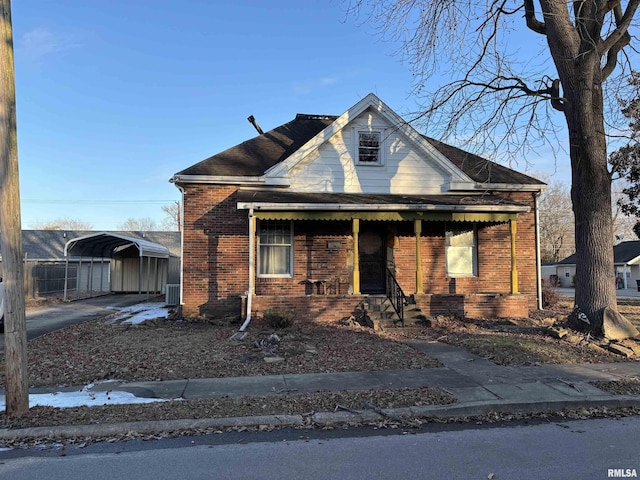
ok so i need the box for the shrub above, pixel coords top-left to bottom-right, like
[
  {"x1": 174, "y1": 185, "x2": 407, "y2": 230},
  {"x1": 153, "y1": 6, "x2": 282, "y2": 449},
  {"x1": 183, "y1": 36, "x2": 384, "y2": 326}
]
[
  {"x1": 542, "y1": 285, "x2": 560, "y2": 308},
  {"x1": 262, "y1": 309, "x2": 296, "y2": 329}
]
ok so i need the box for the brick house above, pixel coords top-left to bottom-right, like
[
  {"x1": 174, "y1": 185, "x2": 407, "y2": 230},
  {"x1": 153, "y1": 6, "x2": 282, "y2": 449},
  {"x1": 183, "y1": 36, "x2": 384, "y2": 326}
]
[{"x1": 171, "y1": 94, "x2": 545, "y2": 325}]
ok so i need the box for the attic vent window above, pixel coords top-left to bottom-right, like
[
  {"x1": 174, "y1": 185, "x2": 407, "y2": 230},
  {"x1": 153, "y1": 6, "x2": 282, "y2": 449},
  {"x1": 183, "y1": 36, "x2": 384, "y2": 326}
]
[{"x1": 358, "y1": 131, "x2": 381, "y2": 164}]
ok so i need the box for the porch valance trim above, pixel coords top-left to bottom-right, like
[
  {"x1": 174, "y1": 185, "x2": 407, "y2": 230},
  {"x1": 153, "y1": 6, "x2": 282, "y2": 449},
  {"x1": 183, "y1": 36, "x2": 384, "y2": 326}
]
[{"x1": 253, "y1": 211, "x2": 518, "y2": 222}]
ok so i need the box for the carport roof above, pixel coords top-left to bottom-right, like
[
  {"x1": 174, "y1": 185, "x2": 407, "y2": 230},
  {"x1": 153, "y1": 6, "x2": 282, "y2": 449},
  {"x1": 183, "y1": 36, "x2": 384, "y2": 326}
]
[{"x1": 64, "y1": 232, "x2": 170, "y2": 259}]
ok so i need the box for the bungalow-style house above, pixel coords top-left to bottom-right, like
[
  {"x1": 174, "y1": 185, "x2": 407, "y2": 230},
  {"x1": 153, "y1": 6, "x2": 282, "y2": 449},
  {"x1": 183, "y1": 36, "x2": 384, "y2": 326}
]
[
  {"x1": 170, "y1": 94, "x2": 546, "y2": 324},
  {"x1": 555, "y1": 240, "x2": 640, "y2": 290}
]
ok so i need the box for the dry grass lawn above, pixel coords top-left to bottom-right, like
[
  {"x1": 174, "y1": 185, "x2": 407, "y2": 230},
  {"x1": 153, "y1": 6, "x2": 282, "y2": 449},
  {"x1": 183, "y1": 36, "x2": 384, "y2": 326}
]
[{"x1": 1, "y1": 296, "x2": 639, "y2": 435}]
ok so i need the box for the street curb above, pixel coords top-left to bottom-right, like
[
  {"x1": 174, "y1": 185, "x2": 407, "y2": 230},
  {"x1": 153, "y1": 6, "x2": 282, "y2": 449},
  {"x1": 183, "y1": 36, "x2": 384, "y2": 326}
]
[
  {"x1": 1, "y1": 397, "x2": 639, "y2": 443},
  {"x1": 0, "y1": 415, "x2": 305, "y2": 442}
]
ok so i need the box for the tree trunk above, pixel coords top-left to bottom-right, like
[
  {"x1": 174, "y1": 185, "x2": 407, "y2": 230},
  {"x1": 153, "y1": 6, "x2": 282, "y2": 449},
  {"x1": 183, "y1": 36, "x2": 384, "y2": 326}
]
[
  {"x1": 0, "y1": 0, "x2": 29, "y2": 417},
  {"x1": 564, "y1": 69, "x2": 616, "y2": 331}
]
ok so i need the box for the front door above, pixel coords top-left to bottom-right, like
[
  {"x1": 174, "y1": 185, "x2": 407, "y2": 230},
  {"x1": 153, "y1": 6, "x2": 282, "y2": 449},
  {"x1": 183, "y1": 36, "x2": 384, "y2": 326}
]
[{"x1": 359, "y1": 227, "x2": 386, "y2": 294}]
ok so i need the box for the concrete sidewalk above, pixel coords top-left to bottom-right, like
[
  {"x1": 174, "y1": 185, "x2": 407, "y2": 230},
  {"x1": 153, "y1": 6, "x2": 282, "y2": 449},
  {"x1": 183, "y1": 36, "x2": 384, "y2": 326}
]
[{"x1": 4, "y1": 339, "x2": 640, "y2": 442}]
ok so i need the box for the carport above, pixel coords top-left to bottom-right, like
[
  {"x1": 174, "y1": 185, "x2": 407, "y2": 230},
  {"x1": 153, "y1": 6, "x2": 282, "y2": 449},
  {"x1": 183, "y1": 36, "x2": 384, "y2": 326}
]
[{"x1": 63, "y1": 232, "x2": 170, "y2": 301}]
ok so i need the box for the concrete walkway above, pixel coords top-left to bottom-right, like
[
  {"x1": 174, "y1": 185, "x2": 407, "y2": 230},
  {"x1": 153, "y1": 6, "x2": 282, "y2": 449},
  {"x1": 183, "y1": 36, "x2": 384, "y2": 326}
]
[{"x1": 5, "y1": 339, "x2": 640, "y2": 441}]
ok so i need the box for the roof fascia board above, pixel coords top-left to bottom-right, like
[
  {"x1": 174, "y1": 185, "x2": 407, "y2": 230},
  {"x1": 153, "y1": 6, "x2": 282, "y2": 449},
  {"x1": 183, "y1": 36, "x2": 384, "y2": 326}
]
[
  {"x1": 624, "y1": 254, "x2": 640, "y2": 265},
  {"x1": 170, "y1": 175, "x2": 269, "y2": 186},
  {"x1": 448, "y1": 182, "x2": 546, "y2": 192}
]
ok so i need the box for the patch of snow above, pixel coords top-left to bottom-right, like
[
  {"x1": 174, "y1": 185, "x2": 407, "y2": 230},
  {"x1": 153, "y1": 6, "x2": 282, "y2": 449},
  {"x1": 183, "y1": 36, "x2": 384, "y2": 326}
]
[
  {"x1": 108, "y1": 302, "x2": 170, "y2": 325},
  {"x1": 0, "y1": 385, "x2": 165, "y2": 410}
]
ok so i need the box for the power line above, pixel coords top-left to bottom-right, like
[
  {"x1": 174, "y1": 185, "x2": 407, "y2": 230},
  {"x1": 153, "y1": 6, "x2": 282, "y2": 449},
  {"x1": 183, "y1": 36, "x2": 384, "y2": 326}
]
[{"x1": 22, "y1": 199, "x2": 176, "y2": 205}]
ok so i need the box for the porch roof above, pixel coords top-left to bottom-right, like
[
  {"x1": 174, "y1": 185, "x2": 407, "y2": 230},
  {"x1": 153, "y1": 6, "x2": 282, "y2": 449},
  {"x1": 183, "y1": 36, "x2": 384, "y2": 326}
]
[{"x1": 236, "y1": 190, "x2": 527, "y2": 222}]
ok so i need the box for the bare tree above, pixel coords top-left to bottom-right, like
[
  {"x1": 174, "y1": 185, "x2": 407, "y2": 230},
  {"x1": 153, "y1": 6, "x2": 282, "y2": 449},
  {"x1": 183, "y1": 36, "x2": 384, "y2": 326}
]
[
  {"x1": 30, "y1": 217, "x2": 93, "y2": 230},
  {"x1": 349, "y1": 0, "x2": 640, "y2": 330},
  {"x1": 538, "y1": 181, "x2": 574, "y2": 263},
  {"x1": 161, "y1": 201, "x2": 181, "y2": 232},
  {"x1": 612, "y1": 184, "x2": 638, "y2": 242},
  {"x1": 119, "y1": 217, "x2": 158, "y2": 231},
  {"x1": 0, "y1": 0, "x2": 29, "y2": 416},
  {"x1": 609, "y1": 71, "x2": 640, "y2": 240}
]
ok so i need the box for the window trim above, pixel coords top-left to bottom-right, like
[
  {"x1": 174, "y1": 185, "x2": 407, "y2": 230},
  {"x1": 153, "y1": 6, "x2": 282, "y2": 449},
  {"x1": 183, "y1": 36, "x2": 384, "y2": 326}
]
[
  {"x1": 445, "y1": 224, "x2": 478, "y2": 278},
  {"x1": 354, "y1": 128, "x2": 385, "y2": 166},
  {"x1": 257, "y1": 220, "x2": 294, "y2": 278}
]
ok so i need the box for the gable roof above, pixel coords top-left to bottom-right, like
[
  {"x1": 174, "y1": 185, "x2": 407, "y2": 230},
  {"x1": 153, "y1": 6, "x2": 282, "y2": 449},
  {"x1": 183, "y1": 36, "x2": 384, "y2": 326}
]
[
  {"x1": 172, "y1": 94, "x2": 544, "y2": 188},
  {"x1": 558, "y1": 240, "x2": 640, "y2": 265}
]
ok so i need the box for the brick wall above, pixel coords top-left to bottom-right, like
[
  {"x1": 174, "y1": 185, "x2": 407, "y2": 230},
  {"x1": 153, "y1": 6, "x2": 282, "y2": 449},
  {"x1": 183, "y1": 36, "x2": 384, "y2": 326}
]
[
  {"x1": 180, "y1": 186, "x2": 539, "y2": 319},
  {"x1": 181, "y1": 184, "x2": 248, "y2": 317}
]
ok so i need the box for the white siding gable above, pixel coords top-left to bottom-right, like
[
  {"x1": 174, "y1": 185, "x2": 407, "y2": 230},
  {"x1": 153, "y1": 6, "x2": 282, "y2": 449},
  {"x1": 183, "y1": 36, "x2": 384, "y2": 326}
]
[{"x1": 286, "y1": 108, "x2": 457, "y2": 195}]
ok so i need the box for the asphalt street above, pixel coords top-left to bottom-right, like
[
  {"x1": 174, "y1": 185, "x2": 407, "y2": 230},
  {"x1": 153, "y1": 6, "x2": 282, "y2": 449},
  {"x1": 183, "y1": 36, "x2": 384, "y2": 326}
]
[{"x1": 0, "y1": 416, "x2": 638, "y2": 480}]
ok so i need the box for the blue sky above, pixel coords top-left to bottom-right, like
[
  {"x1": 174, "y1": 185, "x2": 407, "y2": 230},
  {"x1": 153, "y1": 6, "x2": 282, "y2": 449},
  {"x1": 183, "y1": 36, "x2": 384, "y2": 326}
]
[{"x1": 11, "y1": 0, "x2": 569, "y2": 231}]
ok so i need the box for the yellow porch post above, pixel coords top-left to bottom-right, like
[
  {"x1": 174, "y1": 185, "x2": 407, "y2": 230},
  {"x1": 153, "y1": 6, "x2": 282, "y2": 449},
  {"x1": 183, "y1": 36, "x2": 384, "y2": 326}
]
[
  {"x1": 510, "y1": 219, "x2": 518, "y2": 293},
  {"x1": 414, "y1": 219, "x2": 423, "y2": 293},
  {"x1": 352, "y1": 218, "x2": 360, "y2": 294}
]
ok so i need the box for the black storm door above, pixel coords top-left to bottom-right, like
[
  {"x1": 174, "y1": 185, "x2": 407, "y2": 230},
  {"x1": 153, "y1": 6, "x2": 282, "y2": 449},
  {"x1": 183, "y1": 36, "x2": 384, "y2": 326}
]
[{"x1": 359, "y1": 227, "x2": 386, "y2": 294}]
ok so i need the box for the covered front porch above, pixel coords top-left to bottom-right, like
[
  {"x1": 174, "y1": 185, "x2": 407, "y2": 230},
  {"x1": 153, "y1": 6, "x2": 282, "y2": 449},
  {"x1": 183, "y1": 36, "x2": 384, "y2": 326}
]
[{"x1": 238, "y1": 192, "x2": 539, "y2": 322}]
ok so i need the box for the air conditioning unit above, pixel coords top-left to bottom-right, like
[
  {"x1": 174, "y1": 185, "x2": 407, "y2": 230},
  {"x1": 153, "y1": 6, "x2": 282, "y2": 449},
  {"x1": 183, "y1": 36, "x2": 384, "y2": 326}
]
[{"x1": 165, "y1": 284, "x2": 180, "y2": 306}]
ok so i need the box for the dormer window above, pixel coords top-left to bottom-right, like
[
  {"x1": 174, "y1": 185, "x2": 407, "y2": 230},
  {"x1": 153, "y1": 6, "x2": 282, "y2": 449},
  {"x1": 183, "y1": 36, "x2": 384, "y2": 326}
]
[{"x1": 357, "y1": 131, "x2": 382, "y2": 165}]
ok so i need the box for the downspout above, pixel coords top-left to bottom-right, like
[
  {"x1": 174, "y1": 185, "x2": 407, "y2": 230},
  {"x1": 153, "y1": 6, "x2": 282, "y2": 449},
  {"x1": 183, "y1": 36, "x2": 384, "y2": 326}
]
[
  {"x1": 176, "y1": 185, "x2": 185, "y2": 309},
  {"x1": 534, "y1": 191, "x2": 543, "y2": 310},
  {"x1": 239, "y1": 208, "x2": 255, "y2": 331}
]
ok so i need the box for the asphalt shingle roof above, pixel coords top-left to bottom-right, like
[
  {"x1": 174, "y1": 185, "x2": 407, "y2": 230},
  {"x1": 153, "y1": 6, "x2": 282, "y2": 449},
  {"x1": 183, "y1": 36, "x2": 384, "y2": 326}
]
[
  {"x1": 558, "y1": 240, "x2": 640, "y2": 265},
  {"x1": 175, "y1": 114, "x2": 545, "y2": 186},
  {"x1": 175, "y1": 114, "x2": 336, "y2": 177}
]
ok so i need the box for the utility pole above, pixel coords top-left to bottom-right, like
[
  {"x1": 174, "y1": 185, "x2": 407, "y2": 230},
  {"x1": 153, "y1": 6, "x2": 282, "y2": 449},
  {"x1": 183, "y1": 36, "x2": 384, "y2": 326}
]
[{"x1": 0, "y1": 0, "x2": 29, "y2": 417}]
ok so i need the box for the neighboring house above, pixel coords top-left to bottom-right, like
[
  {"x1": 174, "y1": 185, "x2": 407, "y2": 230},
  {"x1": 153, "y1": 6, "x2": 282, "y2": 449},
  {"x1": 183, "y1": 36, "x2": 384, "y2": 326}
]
[
  {"x1": 0, "y1": 230, "x2": 181, "y2": 298},
  {"x1": 556, "y1": 240, "x2": 640, "y2": 289},
  {"x1": 171, "y1": 94, "x2": 546, "y2": 323}
]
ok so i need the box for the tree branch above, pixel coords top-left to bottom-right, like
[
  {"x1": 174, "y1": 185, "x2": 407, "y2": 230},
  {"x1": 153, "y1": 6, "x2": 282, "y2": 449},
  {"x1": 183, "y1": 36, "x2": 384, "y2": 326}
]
[
  {"x1": 600, "y1": 0, "x2": 640, "y2": 57},
  {"x1": 524, "y1": 0, "x2": 546, "y2": 34}
]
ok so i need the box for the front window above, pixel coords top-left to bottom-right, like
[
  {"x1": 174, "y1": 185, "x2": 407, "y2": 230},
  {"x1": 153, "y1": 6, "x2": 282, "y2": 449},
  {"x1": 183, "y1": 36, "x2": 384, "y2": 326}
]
[
  {"x1": 258, "y1": 220, "x2": 293, "y2": 277},
  {"x1": 445, "y1": 226, "x2": 477, "y2": 277},
  {"x1": 358, "y1": 131, "x2": 381, "y2": 164}
]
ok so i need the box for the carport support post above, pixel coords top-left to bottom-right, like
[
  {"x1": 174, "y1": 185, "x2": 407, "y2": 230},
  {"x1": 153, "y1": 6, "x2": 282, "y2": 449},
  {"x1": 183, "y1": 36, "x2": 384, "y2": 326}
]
[
  {"x1": 77, "y1": 256, "x2": 83, "y2": 300},
  {"x1": 89, "y1": 257, "x2": 94, "y2": 297},
  {"x1": 138, "y1": 256, "x2": 142, "y2": 295},
  {"x1": 63, "y1": 256, "x2": 69, "y2": 301},
  {"x1": 147, "y1": 255, "x2": 151, "y2": 299},
  {"x1": 99, "y1": 259, "x2": 104, "y2": 293}
]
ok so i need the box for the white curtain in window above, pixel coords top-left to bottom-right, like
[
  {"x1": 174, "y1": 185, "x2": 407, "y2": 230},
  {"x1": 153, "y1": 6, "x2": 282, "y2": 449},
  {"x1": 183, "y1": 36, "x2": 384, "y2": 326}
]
[
  {"x1": 446, "y1": 228, "x2": 476, "y2": 276},
  {"x1": 260, "y1": 245, "x2": 291, "y2": 275},
  {"x1": 258, "y1": 220, "x2": 292, "y2": 275}
]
